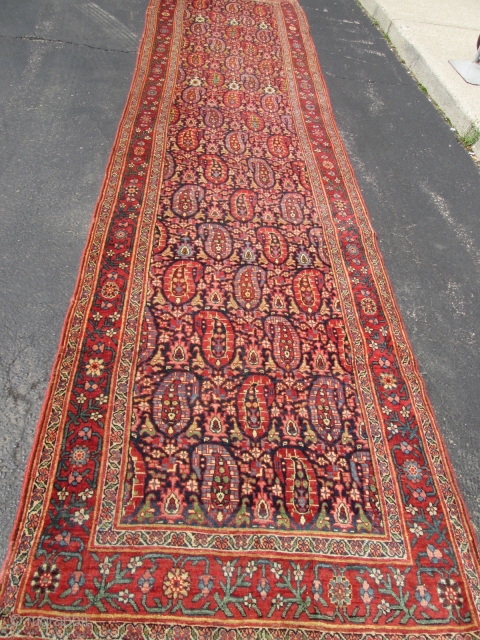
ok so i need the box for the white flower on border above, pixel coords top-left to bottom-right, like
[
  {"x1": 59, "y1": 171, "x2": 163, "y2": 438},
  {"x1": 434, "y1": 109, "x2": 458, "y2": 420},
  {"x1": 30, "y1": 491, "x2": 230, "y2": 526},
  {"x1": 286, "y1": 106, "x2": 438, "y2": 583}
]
[
  {"x1": 244, "y1": 560, "x2": 257, "y2": 578},
  {"x1": 118, "y1": 589, "x2": 135, "y2": 605},
  {"x1": 409, "y1": 522, "x2": 423, "y2": 537},
  {"x1": 271, "y1": 593, "x2": 284, "y2": 609},
  {"x1": 378, "y1": 598, "x2": 391, "y2": 615},
  {"x1": 392, "y1": 568, "x2": 405, "y2": 587},
  {"x1": 99, "y1": 557, "x2": 112, "y2": 576},
  {"x1": 243, "y1": 593, "x2": 256, "y2": 609},
  {"x1": 127, "y1": 556, "x2": 143, "y2": 574},
  {"x1": 293, "y1": 564, "x2": 304, "y2": 582},
  {"x1": 222, "y1": 561, "x2": 235, "y2": 579},
  {"x1": 58, "y1": 488, "x2": 69, "y2": 501},
  {"x1": 72, "y1": 508, "x2": 90, "y2": 525},
  {"x1": 369, "y1": 568, "x2": 383, "y2": 585},
  {"x1": 78, "y1": 488, "x2": 93, "y2": 501}
]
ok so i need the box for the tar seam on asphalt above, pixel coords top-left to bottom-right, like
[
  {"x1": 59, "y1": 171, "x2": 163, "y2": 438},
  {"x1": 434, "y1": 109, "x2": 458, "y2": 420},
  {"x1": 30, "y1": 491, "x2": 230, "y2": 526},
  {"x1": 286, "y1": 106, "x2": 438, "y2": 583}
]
[{"x1": 0, "y1": 33, "x2": 137, "y2": 54}]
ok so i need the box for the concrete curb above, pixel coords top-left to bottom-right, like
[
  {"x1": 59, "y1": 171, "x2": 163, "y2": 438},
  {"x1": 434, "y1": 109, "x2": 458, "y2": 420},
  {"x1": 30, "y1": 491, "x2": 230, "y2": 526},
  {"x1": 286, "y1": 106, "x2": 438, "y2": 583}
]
[{"x1": 356, "y1": 0, "x2": 480, "y2": 158}]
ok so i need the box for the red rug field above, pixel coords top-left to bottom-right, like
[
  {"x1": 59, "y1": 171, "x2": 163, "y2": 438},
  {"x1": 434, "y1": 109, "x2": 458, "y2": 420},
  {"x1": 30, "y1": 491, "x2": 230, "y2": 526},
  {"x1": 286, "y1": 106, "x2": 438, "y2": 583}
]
[{"x1": 1, "y1": 0, "x2": 480, "y2": 637}]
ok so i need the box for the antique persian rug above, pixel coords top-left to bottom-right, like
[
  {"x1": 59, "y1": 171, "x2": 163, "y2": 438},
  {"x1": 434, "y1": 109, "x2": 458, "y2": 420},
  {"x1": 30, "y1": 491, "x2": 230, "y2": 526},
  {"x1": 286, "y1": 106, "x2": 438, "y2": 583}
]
[{"x1": 1, "y1": 0, "x2": 480, "y2": 637}]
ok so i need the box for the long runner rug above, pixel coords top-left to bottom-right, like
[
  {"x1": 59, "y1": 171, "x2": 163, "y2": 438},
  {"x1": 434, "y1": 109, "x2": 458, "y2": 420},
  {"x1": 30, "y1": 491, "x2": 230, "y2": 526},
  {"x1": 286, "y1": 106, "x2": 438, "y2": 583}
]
[{"x1": 1, "y1": 0, "x2": 480, "y2": 637}]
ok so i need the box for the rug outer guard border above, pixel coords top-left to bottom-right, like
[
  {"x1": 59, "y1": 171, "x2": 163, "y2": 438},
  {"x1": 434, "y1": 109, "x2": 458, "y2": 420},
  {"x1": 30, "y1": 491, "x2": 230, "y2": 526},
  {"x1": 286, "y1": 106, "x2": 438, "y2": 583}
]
[
  {"x1": 285, "y1": 0, "x2": 480, "y2": 617},
  {"x1": 0, "y1": 0, "x2": 163, "y2": 591},
  {"x1": 292, "y1": 0, "x2": 480, "y2": 569}
]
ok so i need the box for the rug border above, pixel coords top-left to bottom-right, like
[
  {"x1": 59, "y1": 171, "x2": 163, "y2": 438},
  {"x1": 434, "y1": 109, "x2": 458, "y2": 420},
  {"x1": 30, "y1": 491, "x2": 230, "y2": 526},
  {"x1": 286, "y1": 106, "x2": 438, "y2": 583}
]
[
  {"x1": 287, "y1": 0, "x2": 480, "y2": 583},
  {"x1": 0, "y1": 0, "x2": 159, "y2": 595}
]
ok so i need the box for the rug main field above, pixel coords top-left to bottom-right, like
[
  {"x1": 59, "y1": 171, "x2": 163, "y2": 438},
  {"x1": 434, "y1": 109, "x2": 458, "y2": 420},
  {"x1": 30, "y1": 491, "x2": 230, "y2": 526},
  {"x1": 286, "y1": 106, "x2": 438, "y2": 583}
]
[{"x1": 1, "y1": 0, "x2": 480, "y2": 637}]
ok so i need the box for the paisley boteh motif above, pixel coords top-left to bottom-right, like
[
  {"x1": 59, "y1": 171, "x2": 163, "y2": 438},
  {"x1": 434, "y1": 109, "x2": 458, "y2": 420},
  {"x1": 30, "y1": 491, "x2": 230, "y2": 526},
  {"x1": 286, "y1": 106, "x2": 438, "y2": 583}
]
[
  {"x1": 169, "y1": 104, "x2": 180, "y2": 125},
  {"x1": 205, "y1": 70, "x2": 225, "y2": 88},
  {"x1": 233, "y1": 265, "x2": 265, "y2": 310},
  {"x1": 241, "y1": 73, "x2": 260, "y2": 92},
  {"x1": 209, "y1": 8, "x2": 226, "y2": 22},
  {"x1": 237, "y1": 375, "x2": 274, "y2": 439},
  {"x1": 223, "y1": 89, "x2": 244, "y2": 109},
  {"x1": 152, "y1": 372, "x2": 200, "y2": 437},
  {"x1": 274, "y1": 448, "x2": 319, "y2": 526},
  {"x1": 265, "y1": 316, "x2": 301, "y2": 371},
  {"x1": 291, "y1": 161, "x2": 311, "y2": 192},
  {"x1": 240, "y1": 14, "x2": 255, "y2": 27},
  {"x1": 139, "y1": 307, "x2": 157, "y2": 363},
  {"x1": 280, "y1": 192, "x2": 305, "y2": 225},
  {"x1": 163, "y1": 152, "x2": 175, "y2": 180},
  {"x1": 257, "y1": 226, "x2": 288, "y2": 264},
  {"x1": 225, "y1": 131, "x2": 248, "y2": 155},
  {"x1": 202, "y1": 106, "x2": 224, "y2": 129},
  {"x1": 207, "y1": 37, "x2": 226, "y2": 54},
  {"x1": 248, "y1": 158, "x2": 275, "y2": 189},
  {"x1": 230, "y1": 189, "x2": 256, "y2": 222},
  {"x1": 190, "y1": 21, "x2": 207, "y2": 36},
  {"x1": 177, "y1": 127, "x2": 201, "y2": 151},
  {"x1": 225, "y1": 54, "x2": 243, "y2": 72},
  {"x1": 187, "y1": 52, "x2": 206, "y2": 67},
  {"x1": 327, "y1": 318, "x2": 351, "y2": 372},
  {"x1": 308, "y1": 376, "x2": 346, "y2": 443},
  {"x1": 171, "y1": 184, "x2": 204, "y2": 218},
  {"x1": 256, "y1": 28, "x2": 271, "y2": 44},
  {"x1": 259, "y1": 60, "x2": 275, "y2": 76},
  {"x1": 241, "y1": 41, "x2": 258, "y2": 56},
  {"x1": 192, "y1": 444, "x2": 240, "y2": 524},
  {"x1": 153, "y1": 221, "x2": 168, "y2": 259},
  {"x1": 253, "y1": 3, "x2": 267, "y2": 16},
  {"x1": 309, "y1": 226, "x2": 331, "y2": 266},
  {"x1": 194, "y1": 310, "x2": 235, "y2": 368},
  {"x1": 281, "y1": 114, "x2": 295, "y2": 132},
  {"x1": 242, "y1": 111, "x2": 264, "y2": 132},
  {"x1": 267, "y1": 134, "x2": 290, "y2": 159},
  {"x1": 199, "y1": 223, "x2": 233, "y2": 261},
  {"x1": 176, "y1": 67, "x2": 186, "y2": 86},
  {"x1": 261, "y1": 93, "x2": 281, "y2": 113},
  {"x1": 200, "y1": 154, "x2": 229, "y2": 184},
  {"x1": 163, "y1": 260, "x2": 203, "y2": 305},
  {"x1": 226, "y1": 25, "x2": 242, "y2": 39},
  {"x1": 293, "y1": 268, "x2": 324, "y2": 314},
  {"x1": 182, "y1": 85, "x2": 206, "y2": 104}
]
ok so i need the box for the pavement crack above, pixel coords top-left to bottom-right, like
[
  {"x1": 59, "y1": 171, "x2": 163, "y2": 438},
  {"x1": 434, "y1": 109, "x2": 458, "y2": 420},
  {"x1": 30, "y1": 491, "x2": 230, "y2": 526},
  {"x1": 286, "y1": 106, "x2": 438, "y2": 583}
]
[
  {"x1": 0, "y1": 33, "x2": 137, "y2": 53},
  {"x1": 324, "y1": 70, "x2": 410, "y2": 86},
  {"x1": 407, "y1": 19, "x2": 479, "y2": 31}
]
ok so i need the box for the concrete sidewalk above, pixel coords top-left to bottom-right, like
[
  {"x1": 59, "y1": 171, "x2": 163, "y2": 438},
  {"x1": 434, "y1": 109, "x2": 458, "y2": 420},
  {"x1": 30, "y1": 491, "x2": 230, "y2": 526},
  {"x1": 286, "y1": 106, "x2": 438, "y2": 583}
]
[{"x1": 356, "y1": 0, "x2": 480, "y2": 156}]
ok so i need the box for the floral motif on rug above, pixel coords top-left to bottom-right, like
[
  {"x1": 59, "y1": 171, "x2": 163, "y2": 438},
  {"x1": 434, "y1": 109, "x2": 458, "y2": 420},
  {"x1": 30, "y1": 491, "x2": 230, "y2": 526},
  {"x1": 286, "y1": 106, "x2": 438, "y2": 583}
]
[{"x1": 1, "y1": 0, "x2": 480, "y2": 637}]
